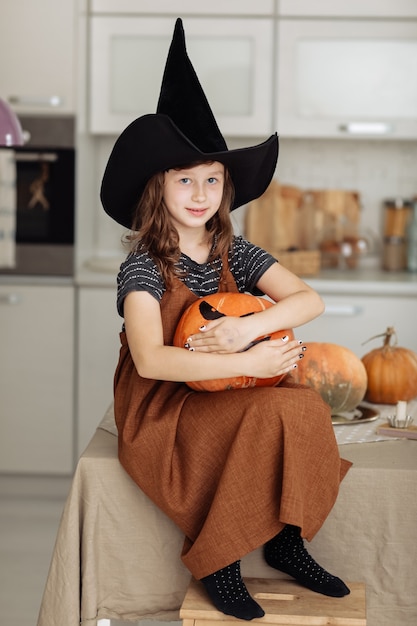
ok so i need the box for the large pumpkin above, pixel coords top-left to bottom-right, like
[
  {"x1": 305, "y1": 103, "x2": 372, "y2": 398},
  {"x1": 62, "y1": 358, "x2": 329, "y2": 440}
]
[
  {"x1": 361, "y1": 326, "x2": 417, "y2": 404},
  {"x1": 291, "y1": 342, "x2": 368, "y2": 414},
  {"x1": 173, "y1": 292, "x2": 294, "y2": 391}
]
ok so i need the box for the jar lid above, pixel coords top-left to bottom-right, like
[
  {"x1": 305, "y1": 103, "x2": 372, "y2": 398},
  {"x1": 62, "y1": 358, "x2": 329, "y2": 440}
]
[
  {"x1": 384, "y1": 235, "x2": 406, "y2": 243},
  {"x1": 384, "y1": 198, "x2": 413, "y2": 208}
]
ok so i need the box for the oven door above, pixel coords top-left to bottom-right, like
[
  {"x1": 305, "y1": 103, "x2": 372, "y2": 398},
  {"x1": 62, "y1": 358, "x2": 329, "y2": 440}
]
[
  {"x1": 15, "y1": 148, "x2": 75, "y2": 245},
  {"x1": 1, "y1": 147, "x2": 75, "y2": 276}
]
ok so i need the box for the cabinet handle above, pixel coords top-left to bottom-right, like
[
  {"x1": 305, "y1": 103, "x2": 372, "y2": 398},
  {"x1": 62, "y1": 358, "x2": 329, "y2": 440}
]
[
  {"x1": 339, "y1": 122, "x2": 392, "y2": 135},
  {"x1": 324, "y1": 304, "x2": 363, "y2": 316},
  {"x1": 8, "y1": 95, "x2": 62, "y2": 108},
  {"x1": 15, "y1": 152, "x2": 59, "y2": 163},
  {"x1": 0, "y1": 293, "x2": 21, "y2": 305}
]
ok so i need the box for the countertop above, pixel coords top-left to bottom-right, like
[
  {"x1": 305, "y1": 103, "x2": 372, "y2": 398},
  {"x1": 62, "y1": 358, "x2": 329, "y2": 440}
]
[
  {"x1": 307, "y1": 266, "x2": 417, "y2": 296},
  {"x1": 75, "y1": 256, "x2": 417, "y2": 295},
  {"x1": 2, "y1": 258, "x2": 417, "y2": 296}
]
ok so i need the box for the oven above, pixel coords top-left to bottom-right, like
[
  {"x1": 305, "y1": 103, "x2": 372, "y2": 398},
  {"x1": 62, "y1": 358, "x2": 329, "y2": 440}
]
[{"x1": 0, "y1": 116, "x2": 75, "y2": 276}]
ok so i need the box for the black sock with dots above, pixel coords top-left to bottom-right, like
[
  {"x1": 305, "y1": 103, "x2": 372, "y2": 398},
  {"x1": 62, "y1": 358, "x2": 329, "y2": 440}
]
[
  {"x1": 201, "y1": 560, "x2": 265, "y2": 621},
  {"x1": 264, "y1": 525, "x2": 350, "y2": 597}
]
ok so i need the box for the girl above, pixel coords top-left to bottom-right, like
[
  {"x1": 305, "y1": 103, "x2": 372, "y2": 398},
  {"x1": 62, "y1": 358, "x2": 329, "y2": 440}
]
[{"x1": 101, "y1": 18, "x2": 351, "y2": 622}]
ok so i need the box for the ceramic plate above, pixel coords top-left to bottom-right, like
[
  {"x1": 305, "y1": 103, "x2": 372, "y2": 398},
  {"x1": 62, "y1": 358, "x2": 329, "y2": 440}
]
[{"x1": 332, "y1": 404, "x2": 379, "y2": 425}]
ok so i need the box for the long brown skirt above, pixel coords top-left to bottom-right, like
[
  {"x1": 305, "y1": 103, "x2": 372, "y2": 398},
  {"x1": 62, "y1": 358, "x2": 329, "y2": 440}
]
[{"x1": 114, "y1": 276, "x2": 351, "y2": 580}]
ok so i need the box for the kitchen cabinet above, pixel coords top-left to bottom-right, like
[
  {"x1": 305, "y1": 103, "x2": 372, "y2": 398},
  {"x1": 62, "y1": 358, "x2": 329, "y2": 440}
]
[
  {"x1": 89, "y1": 16, "x2": 273, "y2": 136},
  {"x1": 76, "y1": 286, "x2": 121, "y2": 457},
  {"x1": 278, "y1": 0, "x2": 417, "y2": 18},
  {"x1": 298, "y1": 291, "x2": 417, "y2": 357},
  {"x1": 0, "y1": 0, "x2": 76, "y2": 115},
  {"x1": 276, "y1": 19, "x2": 417, "y2": 139},
  {"x1": 91, "y1": 0, "x2": 274, "y2": 15},
  {"x1": 0, "y1": 283, "x2": 74, "y2": 474}
]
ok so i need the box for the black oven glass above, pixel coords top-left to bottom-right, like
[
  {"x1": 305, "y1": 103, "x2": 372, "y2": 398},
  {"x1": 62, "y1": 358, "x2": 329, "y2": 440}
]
[{"x1": 15, "y1": 148, "x2": 75, "y2": 245}]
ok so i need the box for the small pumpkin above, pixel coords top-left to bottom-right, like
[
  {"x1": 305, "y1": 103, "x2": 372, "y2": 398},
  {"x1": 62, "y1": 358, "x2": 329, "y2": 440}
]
[
  {"x1": 291, "y1": 342, "x2": 368, "y2": 414},
  {"x1": 173, "y1": 292, "x2": 294, "y2": 391},
  {"x1": 361, "y1": 326, "x2": 417, "y2": 404}
]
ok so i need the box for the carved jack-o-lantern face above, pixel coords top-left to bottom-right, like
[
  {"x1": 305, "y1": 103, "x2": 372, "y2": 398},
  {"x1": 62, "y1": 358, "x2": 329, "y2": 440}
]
[{"x1": 173, "y1": 292, "x2": 294, "y2": 391}]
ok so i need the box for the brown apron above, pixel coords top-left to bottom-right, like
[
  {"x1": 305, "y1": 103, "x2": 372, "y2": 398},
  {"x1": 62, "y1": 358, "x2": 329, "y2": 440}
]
[{"x1": 114, "y1": 269, "x2": 351, "y2": 580}]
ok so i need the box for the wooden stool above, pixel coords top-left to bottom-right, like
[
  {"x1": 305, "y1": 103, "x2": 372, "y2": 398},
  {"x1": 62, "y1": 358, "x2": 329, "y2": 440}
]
[{"x1": 180, "y1": 577, "x2": 366, "y2": 626}]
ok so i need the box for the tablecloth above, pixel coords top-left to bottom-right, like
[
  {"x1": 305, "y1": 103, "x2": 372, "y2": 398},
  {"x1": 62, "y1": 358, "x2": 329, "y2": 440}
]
[{"x1": 37, "y1": 405, "x2": 417, "y2": 626}]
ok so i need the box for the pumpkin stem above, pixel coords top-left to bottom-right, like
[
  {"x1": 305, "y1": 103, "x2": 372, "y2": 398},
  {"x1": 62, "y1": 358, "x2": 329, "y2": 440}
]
[{"x1": 362, "y1": 326, "x2": 398, "y2": 348}]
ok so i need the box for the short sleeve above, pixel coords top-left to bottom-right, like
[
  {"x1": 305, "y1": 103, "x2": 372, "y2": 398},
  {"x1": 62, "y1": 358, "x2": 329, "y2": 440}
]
[
  {"x1": 229, "y1": 236, "x2": 277, "y2": 294},
  {"x1": 117, "y1": 252, "x2": 165, "y2": 317}
]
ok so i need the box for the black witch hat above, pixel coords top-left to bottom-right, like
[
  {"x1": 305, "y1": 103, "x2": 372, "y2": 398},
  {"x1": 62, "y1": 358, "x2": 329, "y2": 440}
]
[{"x1": 100, "y1": 18, "x2": 278, "y2": 229}]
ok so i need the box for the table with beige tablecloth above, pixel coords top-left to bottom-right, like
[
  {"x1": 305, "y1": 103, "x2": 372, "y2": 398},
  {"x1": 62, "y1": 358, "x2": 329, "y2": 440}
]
[{"x1": 37, "y1": 405, "x2": 417, "y2": 626}]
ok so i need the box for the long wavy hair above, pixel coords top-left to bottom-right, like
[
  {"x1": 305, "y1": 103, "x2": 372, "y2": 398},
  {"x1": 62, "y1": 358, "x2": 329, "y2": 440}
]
[{"x1": 125, "y1": 162, "x2": 235, "y2": 289}]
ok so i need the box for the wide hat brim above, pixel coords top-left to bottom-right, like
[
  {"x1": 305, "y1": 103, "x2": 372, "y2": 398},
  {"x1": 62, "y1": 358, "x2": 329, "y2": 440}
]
[{"x1": 101, "y1": 113, "x2": 278, "y2": 229}]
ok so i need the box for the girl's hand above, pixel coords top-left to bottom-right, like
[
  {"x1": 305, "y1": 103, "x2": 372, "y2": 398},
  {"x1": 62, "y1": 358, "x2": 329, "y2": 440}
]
[
  {"x1": 185, "y1": 316, "x2": 257, "y2": 354},
  {"x1": 185, "y1": 316, "x2": 306, "y2": 378},
  {"x1": 242, "y1": 336, "x2": 305, "y2": 379}
]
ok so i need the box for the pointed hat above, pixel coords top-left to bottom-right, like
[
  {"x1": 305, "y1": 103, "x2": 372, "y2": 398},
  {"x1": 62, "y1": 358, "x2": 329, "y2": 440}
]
[{"x1": 101, "y1": 18, "x2": 278, "y2": 229}]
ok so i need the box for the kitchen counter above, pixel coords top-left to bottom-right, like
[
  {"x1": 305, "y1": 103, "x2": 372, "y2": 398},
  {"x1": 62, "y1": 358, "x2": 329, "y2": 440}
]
[
  {"x1": 0, "y1": 274, "x2": 74, "y2": 286},
  {"x1": 74, "y1": 255, "x2": 417, "y2": 294},
  {"x1": 307, "y1": 266, "x2": 417, "y2": 296}
]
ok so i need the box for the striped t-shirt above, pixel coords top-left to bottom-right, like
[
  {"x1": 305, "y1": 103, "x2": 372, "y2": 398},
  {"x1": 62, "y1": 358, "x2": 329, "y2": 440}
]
[{"x1": 116, "y1": 235, "x2": 276, "y2": 317}]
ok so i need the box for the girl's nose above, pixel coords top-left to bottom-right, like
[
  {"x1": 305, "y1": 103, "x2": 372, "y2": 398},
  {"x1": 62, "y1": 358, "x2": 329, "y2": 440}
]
[{"x1": 192, "y1": 183, "x2": 206, "y2": 202}]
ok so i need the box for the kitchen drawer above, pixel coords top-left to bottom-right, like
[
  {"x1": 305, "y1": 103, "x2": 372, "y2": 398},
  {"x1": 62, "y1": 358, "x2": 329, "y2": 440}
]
[
  {"x1": 0, "y1": 284, "x2": 74, "y2": 473},
  {"x1": 298, "y1": 293, "x2": 417, "y2": 357}
]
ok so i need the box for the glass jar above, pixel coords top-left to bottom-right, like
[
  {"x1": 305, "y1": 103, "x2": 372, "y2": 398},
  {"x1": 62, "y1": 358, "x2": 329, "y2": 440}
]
[
  {"x1": 383, "y1": 198, "x2": 412, "y2": 238},
  {"x1": 382, "y1": 236, "x2": 407, "y2": 271},
  {"x1": 406, "y1": 201, "x2": 417, "y2": 272}
]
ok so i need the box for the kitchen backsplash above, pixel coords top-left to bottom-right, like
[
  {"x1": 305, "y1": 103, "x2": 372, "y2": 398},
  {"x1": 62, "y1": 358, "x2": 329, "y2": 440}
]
[{"x1": 93, "y1": 136, "x2": 417, "y2": 262}]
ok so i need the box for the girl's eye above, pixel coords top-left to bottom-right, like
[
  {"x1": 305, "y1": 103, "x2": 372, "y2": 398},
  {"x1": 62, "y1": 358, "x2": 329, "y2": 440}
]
[
  {"x1": 207, "y1": 177, "x2": 217, "y2": 184},
  {"x1": 179, "y1": 177, "x2": 191, "y2": 184}
]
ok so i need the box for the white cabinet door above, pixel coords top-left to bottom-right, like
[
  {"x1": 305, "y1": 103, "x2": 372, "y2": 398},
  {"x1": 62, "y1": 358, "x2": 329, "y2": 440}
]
[
  {"x1": 279, "y1": 0, "x2": 417, "y2": 18},
  {"x1": 0, "y1": 284, "x2": 74, "y2": 473},
  {"x1": 76, "y1": 287, "x2": 122, "y2": 457},
  {"x1": 276, "y1": 19, "x2": 417, "y2": 139},
  {"x1": 89, "y1": 16, "x2": 273, "y2": 136},
  {"x1": 298, "y1": 293, "x2": 417, "y2": 357},
  {"x1": 0, "y1": 0, "x2": 76, "y2": 115},
  {"x1": 91, "y1": 0, "x2": 274, "y2": 15}
]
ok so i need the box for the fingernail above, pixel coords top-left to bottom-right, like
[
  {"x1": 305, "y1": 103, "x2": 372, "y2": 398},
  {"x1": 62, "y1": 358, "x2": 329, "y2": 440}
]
[
  {"x1": 299, "y1": 353, "x2": 304, "y2": 359},
  {"x1": 188, "y1": 346, "x2": 195, "y2": 352},
  {"x1": 199, "y1": 325, "x2": 206, "y2": 331},
  {"x1": 281, "y1": 335, "x2": 289, "y2": 342},
  {"x1": 184, "y1": 343, "x2": 190, "y2": 349},
  {"x1": 186, "y1": 337, "x2": 192, "y2": 343},
  {"x1": 302, "y1": 346, "x2": 307, "y2": 351},
  {"x1": 298, "y1": 340, "x2": 303, "y2": 345},
  {"x1": 292, "y1": 364, "x2": 298, "y2": 369}
]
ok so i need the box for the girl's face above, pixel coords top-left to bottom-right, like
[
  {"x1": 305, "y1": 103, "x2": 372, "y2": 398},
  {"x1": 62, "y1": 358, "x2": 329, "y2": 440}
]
[{"x1": 163, "y1": 162, "x2": 225, "y2": 234}]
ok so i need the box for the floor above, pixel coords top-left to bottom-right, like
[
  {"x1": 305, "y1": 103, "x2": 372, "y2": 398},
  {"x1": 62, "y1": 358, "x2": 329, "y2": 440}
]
[{"x1": 0, "y1": 474, "x2": 178, "y2": 626}]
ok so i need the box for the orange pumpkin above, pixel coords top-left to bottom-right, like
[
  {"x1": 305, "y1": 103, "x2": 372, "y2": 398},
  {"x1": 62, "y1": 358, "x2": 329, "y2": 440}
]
[
  {"x1": 361, "y1": 326, "x2": 417, "y2": 404},
  {"x1": 291, "y1": 342, "x2": 368, "y2": 414},
  {"x1": 173, "y1": 292, "x2": 294, "y2": 391}
]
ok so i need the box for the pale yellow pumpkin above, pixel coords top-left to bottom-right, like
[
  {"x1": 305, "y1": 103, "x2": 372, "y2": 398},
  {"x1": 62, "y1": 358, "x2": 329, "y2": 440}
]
[{"x1": 292, "y1": 342, "x2": 368, "y2": 414}]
